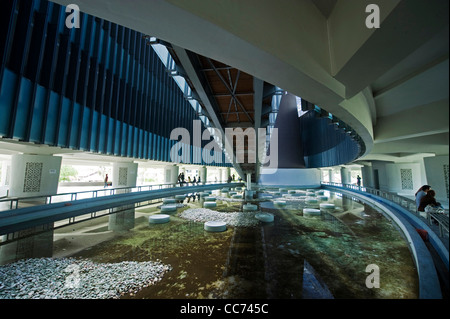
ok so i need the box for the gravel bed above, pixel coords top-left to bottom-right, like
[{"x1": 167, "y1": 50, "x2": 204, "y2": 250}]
[
  {"x1": 179, "y1": 208, "x2": 259, "y2": 227},
  {"x1": 0, "y1": 258, "x2": 172, "y2": 299}
]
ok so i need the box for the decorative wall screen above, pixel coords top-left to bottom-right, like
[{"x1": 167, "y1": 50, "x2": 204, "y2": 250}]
[
  {"x1": 444, "y1": 164, "x2": 449, "y2": 199},
  {"x1": 400, "y1": 168, "x2": 413, "y2": 190},
  {"x1": 5, "y1": 165, "x2": 10, "y2": 186},
  {"x1": 118, "y1": 167, "x2": 128, "y2": 186},
  {"x1": 23, "y1": 162, "x2": 43, "y2": 193}
]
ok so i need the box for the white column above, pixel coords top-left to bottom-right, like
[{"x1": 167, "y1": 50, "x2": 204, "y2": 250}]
[
  {"x1": 246, "y1": 172, "x2": 252, "y2": 190},
  {"x1": 340, "y1": 167, "x2": 350, "y2": 185},
  {"x1": 361, "y1": 165, "x2": 374, "y2": 188},
  {"x1": 164, "y1": 164, "x2": 179, "y2": 185},
  {"x1": 199, "y1": 166, "x2": 207, "y2": 184},
  {"x1": 9, "y1": 154, "x2": 62, "y2": 197},
  {"x1": 112, "y1": 162, "x2": 138, "y2": 188},
  {"x1": 0, "y1": 154, "x2": 60, "y2": 264},
  {"x1": 109, "y1": 162, "x2": 138, "y2": 231}
]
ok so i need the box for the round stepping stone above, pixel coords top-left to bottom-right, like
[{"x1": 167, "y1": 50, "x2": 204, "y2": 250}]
[
  {"x1": 160, "y1": 204, "x2": 177, "y2": 212},
  {"x1": 149, "y1": 214, "x2": 170, "y2": 224},
  {"x1": 232, "y1": 194, "x2": 243, "y2": 199},
  {"x1": 243, "y1": 204, "x2": 258, "y2": 211},
  {"x1": 318, "y1": 196, "x2": 328, "y2": 201},
  {"x1": 204, "y1": 221, "x2": 227, "y2": 232},
  {"x1": 204, "y1": 196, "x2": 216, "y2": 202},
  {"x1": 279, "y1": 188, "x2": 288, "y2": 193},
  {"x1": 200, "y1": 192, "x2": 210, "y2": 197},
  {"x1": 303, "y1": 208, "x2": 321, "y2": 217},
  {"x1": 272, "y1": 192, "x2": 281, "y2": 196},
  {"x1": 203, "y1": 201, "x2": 217, "y2": 208},
  {"x1": 229, "y1": 191, "x2": 237, "y2": 196},
  {"x1": 163, "y1": 198, "x2": 176, "y2": 204},
  {"x1": 174, "y1": 195, "x2": 186, "y2": 201},
  {"x1": 305, "y1": 198, "x2": 318, "y2": 204},
  {"x1": 274, "y1": 200, "x2": 286, "y2": 207},
  {"x1": 320, "y1": 203, "x2": 335, "y2": 212},
  {"x1": 255, "y1": 213, "x2": 274, "y2": 223},
  {"x1": 315, "y1": 190, "x2": 325, "y2": 195}
]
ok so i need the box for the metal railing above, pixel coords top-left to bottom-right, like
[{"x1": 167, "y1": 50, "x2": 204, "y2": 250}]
[
  {"x1": 322, "y1": 182, "x2": 449, "y2": 239},
  {"x1": 0, "y1": 181, "x2": 227, "y2": 212}
]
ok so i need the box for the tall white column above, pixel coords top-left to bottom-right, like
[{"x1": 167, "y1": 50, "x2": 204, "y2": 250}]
[
  {"x1": 112, "y1": 162, "x2": 138, "y2": 188},
  {"x1": 9, "y1": 154, "x2": 62, "y2": 197},
  {"x1": 0, "y1": 154, "x2": 60, "y2": 264},
  {"x1": 340, "y1": 167, "x2": 350, "y2": 185},
  {"x1": 361, "y1": 165, "x2": 374, "y2": 188},
  {"x1": 199, "y1": 166, "x2": 207, "y2": 184},
  {"x1": 109, "y1": 162, "x2": 138, "y2": 231},
  {"x1": 246, "y1": 172, "x2": 252, "y2": 190},
  {"x1": 164, "y1": 164, "x2": 179, "y2": 185}
]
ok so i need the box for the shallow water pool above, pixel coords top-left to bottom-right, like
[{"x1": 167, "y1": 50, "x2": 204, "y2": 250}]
[{"x1": 56, "y1": 188, "x2": 418, "y2": 299}]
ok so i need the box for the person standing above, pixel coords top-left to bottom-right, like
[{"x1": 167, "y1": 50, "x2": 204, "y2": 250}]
[
  {"x1": 356, "y1": 175, "x2": 361, "y2": 187},
  {"x1": 415, "y1": 185, "x2": 431, "y2": 210},
  {"x1": 104, "y1": 174, "x2": 109, "y2": 188}
]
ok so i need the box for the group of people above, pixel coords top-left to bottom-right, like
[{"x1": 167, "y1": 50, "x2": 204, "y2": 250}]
[
  {"x1": 178, "y1": 172, "x2": 201, "y2": 186},
  {"x1": 415, "y1": 185, "x2": 444, "y2": 213}
]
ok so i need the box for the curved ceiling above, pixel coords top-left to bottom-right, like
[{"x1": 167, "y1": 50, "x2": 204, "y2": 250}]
[{"x1": 50, "y1": 0, "x2": 448, "y2": 165}]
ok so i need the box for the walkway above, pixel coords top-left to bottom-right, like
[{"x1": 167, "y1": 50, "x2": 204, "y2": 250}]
[{"x1": 0, "y1": 182, "x2": 244, "y2": 236}]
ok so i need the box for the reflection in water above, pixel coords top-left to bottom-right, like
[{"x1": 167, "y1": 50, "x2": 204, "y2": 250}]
[{"x1": 54, "y1": 189, "x2": 418, "y2": 299}]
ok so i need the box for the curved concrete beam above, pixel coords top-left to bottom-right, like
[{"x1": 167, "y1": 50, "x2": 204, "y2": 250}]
[{"x1": 50, "y1": 0, "x2": 375, "y2": 156}]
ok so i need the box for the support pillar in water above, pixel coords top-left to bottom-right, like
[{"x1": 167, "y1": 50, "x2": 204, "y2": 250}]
[
  {"x1": 108, "y1": 162, "x2": 138, "y2": 231},
  {"x1": 0, "y1": 224, "x2": 54, "y2": 265}
]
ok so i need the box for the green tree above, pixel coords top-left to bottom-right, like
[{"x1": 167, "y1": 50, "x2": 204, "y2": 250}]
[{"x1": 59, "y1": 165, "x2": 78, "y2": 182}]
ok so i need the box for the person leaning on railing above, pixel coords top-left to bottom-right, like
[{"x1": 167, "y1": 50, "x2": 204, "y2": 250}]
[
  {"x1": 415, "y1": 185, "x2": 431, "y2": 210},
  {"x1": 418, "y1": 190, "x2": 443, "y2": 212}
]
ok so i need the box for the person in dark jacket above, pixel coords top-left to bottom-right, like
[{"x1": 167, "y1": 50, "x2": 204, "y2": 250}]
[{"x1": 418, "y1": 190, "x2": 442, "y2": 212}]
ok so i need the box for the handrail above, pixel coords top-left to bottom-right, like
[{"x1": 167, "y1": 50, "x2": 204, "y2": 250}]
[
  {"x1": 0, "y1": 181, "x2": 228, "y2": 212},
  {"x1": 322, "y1": 182, "x2": 449, "y2": 239}
]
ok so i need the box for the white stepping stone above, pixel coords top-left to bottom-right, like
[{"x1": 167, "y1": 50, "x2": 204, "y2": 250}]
[
  {"x1": 204, "y1": 221, "x2": 227, "y2": 232},
  {"x1": 203, "y1": 201, "x2": 217, "y2": 208},
  {"x1": 243, "y1": 204, "x2": 258, "y2": 211},
  {"x1": 305, "y1": 198, "x2": 319, "y2": 204},
  {"x1": 303, "y1": 208, "x2": 321, "y2": 217},
  {"x1": 149, "y1": 214, "x2": 170, "y2": 224},
  {"x1": 274, "y1": 200, "x2": 286, "y2": 207},
  {"x1": 320, "y1": 203, "x2": 335, "y2": 212},
  {"x1": 160, "y1": 204, "x2": 177, "y2": 212},
  {"x1": 255, "y1": 213, "x2": 274, "y2": 223},
  {"x1": 163, "y1": 198, "x2": 176, "y2": 204}
]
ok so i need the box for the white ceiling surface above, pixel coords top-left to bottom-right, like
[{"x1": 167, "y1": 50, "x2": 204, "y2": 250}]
[{"x1": 0, "y1": 0, "x2": 448, "y2": 167}]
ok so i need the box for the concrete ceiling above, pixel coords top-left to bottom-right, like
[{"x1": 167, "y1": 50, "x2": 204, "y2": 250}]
[{"x1": 1, "y1": 0, "x2": 448, "y2": 169}]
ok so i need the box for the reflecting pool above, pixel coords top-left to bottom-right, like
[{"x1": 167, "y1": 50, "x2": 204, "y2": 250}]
[{"x1": 51, "y1": 188, "x2": 418, "y2": 299}]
